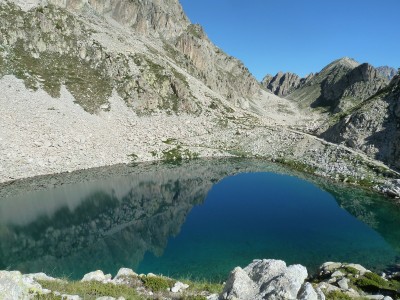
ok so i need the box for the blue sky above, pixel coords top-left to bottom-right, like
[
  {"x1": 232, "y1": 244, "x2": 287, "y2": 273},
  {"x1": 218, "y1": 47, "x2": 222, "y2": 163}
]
[{"x1": 180, "y1": 0, "x2": 400, "y2": 80}]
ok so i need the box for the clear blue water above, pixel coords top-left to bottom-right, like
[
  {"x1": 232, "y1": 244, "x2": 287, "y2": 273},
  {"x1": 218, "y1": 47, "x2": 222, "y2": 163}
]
[
  {"x1": 137, "y1": 172, "x2": 398, "y2": 280},
  {"x1": 0, "y1": 159, "x2": 399, "y2": 281}
]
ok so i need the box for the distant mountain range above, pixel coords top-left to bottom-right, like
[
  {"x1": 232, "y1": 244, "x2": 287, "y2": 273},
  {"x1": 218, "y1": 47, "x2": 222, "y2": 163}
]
[
  {"x1": 261, "y1": 58, "x2": 399, "y2": 170},
  {"x1": 262, "y1": 58, "x2": 391, "y2": 113}
]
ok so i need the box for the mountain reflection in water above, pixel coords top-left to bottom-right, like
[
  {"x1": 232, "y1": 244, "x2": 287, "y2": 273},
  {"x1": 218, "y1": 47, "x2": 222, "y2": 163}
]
[{"x1": 0, "y1": 158, "x2": 399, "y2": 280}]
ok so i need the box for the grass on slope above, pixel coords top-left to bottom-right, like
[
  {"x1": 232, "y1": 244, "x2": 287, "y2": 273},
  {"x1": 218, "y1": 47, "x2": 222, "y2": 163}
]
[{"x1": 35, "y1": 275, "x2": 223, "y2": 300}]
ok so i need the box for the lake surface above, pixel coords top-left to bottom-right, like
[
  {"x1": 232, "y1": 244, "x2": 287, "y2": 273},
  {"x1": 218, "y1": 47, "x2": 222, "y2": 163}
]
[{"x1": 0, "y1": 158, "x2": 400, "y2": 281}]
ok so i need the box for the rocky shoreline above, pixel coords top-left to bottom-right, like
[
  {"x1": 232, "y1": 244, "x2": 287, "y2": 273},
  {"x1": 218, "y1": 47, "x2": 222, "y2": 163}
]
[{"x1": 1, "y1": 259, "x2": 399, "y2": 300}]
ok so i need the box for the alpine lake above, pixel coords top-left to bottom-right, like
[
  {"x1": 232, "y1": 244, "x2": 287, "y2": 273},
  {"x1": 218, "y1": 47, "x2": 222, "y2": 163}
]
[{"x1": 1, "y1": 158, "x2": 400, "y2": 282}]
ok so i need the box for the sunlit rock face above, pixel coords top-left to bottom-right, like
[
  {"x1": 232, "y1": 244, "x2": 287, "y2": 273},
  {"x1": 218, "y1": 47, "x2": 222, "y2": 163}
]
[{"x1": 321, "y1": 75, "x2": 400, "y2": 170}]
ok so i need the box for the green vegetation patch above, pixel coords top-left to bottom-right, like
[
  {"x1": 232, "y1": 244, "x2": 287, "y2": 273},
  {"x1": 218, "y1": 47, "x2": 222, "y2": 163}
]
[
  {"x1": 0, "y1": 3, "x2": 112, "y2": 114},
  {"x1": 340, "y1": 266, "x2": 359, "y2": 276},
  {"x1": 186, "y1": 24, "x2": 204, "y2": 39},
  {"x1": 36, "y1": 280, "x2": 140, "y2": 300},
  {"x1": 32, "y1": 293, "x2": 61, "y2": 300},
  {"x1": 128, "y1": 153, "x2": 138, "y2": 162},
  {"x1": 6, "y1": 41, "x2": 112, "y2": 113},
  {"x1": 146, "y1": 58, "x2": 169, "y2": 82},
  {"x1": 226, "y1": 149, "x2": 253, "y2": 158},
  {"x1": 325, "y1": 290, "x2": 352, "y2": 300},
  {"x1": 133, "y1": 54, "x2": 196, "y2": 114},
  {"x1": 182, "y1": 279, "x2": 223, "y2": 295},
  {"x1": 162, "y1": 146, "x2": 199, "y2": 164},
  {"x1": 140, "y1": 276, "x2": 174, "y2": 292},
  {"x1": 0, "y1": 54, "x2": 4, "y2": 77},
  {"x1": 162, "y1": 138, "x2": 178, "y2": 145},
  {"x1": 275, "y1": 158, "x2": 317, "y2": 174},
  {"x1": 351, "y1": 272, "x2": 400, "y2": 297},
  {"x1": 181, "y1": 296, "x2": 207, "y2": 300},
  {"x1": 335, "y1": 173, "x2": 375, "y2": 188},
  {"x1": 172, "y1": 68, "x2": 189, "y2": 89}
]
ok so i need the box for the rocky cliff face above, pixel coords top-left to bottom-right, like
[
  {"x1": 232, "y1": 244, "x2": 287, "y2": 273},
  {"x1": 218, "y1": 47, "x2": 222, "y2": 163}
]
[
  {"x1": 0, "y1": 0, "x2": 260, "y2": 115},
  {"x1": 12, "y1": 0, "x2": 190, "y2": 39},
  {"x1": 261, "y1": 72, "x2": 302, "y2": 97},
  {"x1": 0, "y1": 1, "x2": 198, "y2": 115},
  {"x1": 321, "y1": 75, "x2": 400, "y2": 170},
  {"x1": 376, "y1": 66, "x2": 397, "y2": 81},
  {"x1": 174, "y1": 24, "x2": 260, "y2": 107}
]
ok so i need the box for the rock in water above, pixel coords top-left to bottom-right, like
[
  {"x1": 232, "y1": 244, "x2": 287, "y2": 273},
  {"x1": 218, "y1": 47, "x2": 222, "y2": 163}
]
[{"x1": 221, "y1": 259, "x2": 320, "y2": 300}]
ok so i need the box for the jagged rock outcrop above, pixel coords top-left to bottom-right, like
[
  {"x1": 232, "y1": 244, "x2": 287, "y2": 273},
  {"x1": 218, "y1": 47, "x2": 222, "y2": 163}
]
[
  {"x1": 286, "y1": 58, "x2": 389, "y2": 113},
  {"x1": 261, "y1": 72, "x2": 302, "y2": 97},
  {"x1": 376, "y1": 66, "x2": 397, "y2": 81},
  {"x1": 321, "y1": 75, "x2": 400, "y2": 170}
]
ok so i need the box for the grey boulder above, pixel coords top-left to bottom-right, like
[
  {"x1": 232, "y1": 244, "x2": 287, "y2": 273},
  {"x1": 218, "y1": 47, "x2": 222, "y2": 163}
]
[{"x1": 221, "y1": 259, "x2": 322, "y2": 300}]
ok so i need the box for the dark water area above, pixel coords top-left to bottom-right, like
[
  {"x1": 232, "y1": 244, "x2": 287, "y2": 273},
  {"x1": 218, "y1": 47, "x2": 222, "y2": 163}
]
[{"x1": 0, "y1": 158, "x2": 400, "y2": 281}]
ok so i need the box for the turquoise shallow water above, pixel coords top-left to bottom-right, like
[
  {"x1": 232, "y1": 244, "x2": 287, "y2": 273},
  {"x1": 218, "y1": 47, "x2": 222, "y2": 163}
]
[{"x1": 0, "y1": 159, "x2": 399, "y2": 281}]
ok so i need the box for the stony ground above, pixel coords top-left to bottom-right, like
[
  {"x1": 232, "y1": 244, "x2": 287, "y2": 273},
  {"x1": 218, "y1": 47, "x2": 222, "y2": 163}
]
[
  {"x1": 1, "y1": 75, "x2": 399, "y2": 198},
  {"x1": 0, "y1": 75, "x2": 227, "y2": 182}
]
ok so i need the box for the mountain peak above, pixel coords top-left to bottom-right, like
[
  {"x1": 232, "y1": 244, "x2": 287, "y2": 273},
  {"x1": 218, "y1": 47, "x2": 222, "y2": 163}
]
[
  {"x1": 261, "y1": 71, "x2": 301, "y2": 97},
  {"x1": 324, "y1": 57, "x2": 360, "y2": 71}
]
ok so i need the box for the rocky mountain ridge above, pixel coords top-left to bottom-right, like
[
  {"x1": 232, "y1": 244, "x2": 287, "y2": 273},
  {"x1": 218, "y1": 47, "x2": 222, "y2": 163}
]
[
  {"x1": 321, "y1": 75, "x2": 400, "y2": 170},
  {"x1": 263, "y1": 58, "x2": 389, "y2": 114},
  {"x1": 262, "y1": 71, "x2": 303, "y2": 97},
  {"x1": 260, "y1": 59, "x2": 399, "y2": 172}
]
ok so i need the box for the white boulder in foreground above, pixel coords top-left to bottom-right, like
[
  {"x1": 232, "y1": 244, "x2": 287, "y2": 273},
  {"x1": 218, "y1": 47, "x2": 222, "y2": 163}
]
[
  {"x1": 0, "y1": 271, "x2": 34, "y2": 300},
  {"x1": 81, "y1": 270, "x2": 112, "y2": 282},
  {"x1": 221, "y1": 259, "x2": 324, "y2": 300}
]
